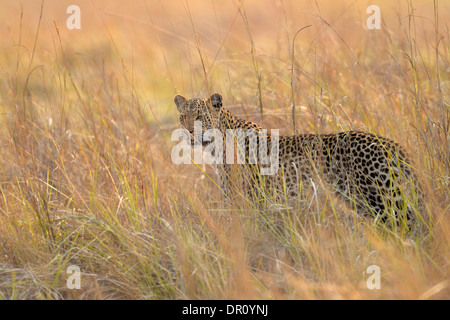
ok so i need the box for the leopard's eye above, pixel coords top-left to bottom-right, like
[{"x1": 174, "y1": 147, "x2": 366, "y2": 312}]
[{"x1": 195, "y1": 116, "x2": 202, "y2": 121}]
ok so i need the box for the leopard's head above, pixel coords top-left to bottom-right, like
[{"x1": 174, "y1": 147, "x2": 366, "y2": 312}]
[{"x1": 174, "y1": 93, "x2": 223, "y2": 146}]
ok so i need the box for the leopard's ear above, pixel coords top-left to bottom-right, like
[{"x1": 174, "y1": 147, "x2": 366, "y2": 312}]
[
  {"x1": 208, "y1": 93, "x2": 223, "y2": 110},
  {"x1": 174, "y1": 95, "x2": 187, "y2": 112}
]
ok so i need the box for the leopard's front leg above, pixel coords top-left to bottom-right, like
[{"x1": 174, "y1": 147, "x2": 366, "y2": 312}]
[{"x1": 214, "y1": 162, "x2": 230, "y2": 200}]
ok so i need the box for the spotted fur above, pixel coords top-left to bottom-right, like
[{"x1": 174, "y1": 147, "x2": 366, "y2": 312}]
[{"x1": 174, "y1": 93, "x2": 422, "y2": 229}]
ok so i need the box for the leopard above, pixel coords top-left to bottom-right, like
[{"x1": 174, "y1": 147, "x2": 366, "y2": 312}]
[{"x1": 174, "y1": 93, "x2": 423, "y2": 230}]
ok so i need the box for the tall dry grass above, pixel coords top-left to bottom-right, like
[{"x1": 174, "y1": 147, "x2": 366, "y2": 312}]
[{"x1": 0, "y1": 0, "x2": 448, "y2": 299}]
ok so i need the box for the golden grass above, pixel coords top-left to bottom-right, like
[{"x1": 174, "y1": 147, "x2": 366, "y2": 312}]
[{"x1": 0, "y1": 0, "x2": 448, "y2": 299}]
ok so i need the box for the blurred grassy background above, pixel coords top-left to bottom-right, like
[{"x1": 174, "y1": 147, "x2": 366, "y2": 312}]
[{"x1": 0, "y1": 0, "x2": 448, "y2": 299}]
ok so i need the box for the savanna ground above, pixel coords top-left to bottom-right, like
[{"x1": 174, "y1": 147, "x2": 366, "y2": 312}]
[{"x1": 0, "y1": 0, "x2": 448, "y2": 300}]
